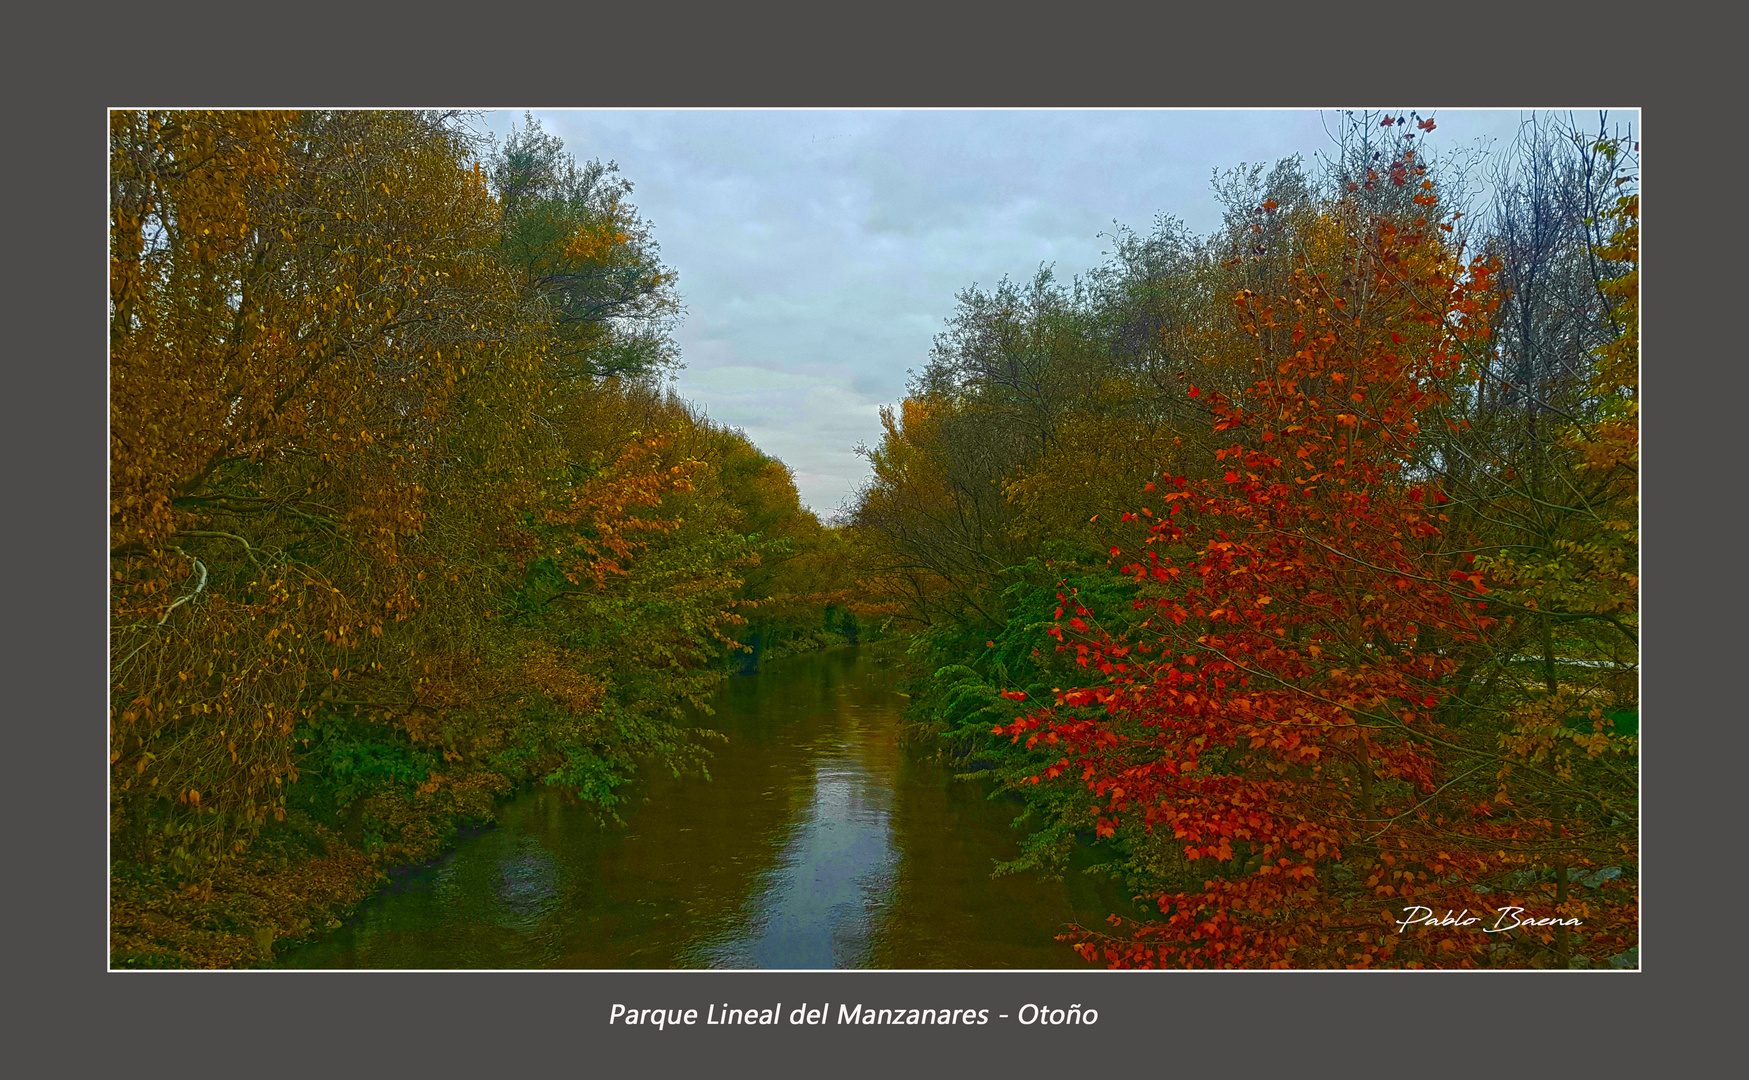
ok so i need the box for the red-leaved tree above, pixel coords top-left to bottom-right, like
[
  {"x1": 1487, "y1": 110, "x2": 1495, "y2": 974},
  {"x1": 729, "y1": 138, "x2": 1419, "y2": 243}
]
[{"x1": 996, "y1": 174, "x2": 1517, "y2": 966}]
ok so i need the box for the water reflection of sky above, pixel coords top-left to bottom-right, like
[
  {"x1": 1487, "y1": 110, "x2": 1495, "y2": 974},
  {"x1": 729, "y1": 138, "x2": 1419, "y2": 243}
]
[
  {"x1": 685, "y1": 740, "x2": 898, "y2": 969},
  {"x1": 492, "y1": 837, "x2": 563, "y2": 934}
]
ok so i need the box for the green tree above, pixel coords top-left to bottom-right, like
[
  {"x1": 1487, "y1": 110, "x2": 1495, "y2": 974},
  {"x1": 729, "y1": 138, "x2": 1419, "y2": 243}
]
[{"x1": 490, "y1": 113, "x2": 680, "y2": 379}]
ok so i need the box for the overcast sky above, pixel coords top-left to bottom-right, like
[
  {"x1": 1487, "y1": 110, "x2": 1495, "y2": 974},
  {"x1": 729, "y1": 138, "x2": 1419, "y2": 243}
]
[{"x1": 477, "y1": 109, "x2": 1611, "y2": 517}]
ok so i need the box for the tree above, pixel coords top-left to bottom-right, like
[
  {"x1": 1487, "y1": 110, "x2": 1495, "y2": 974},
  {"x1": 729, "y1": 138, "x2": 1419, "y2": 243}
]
[
  {"x1": 1470, "y1": 144, "x2": 1639, "y2": 967},
  {"x1": 997, "y1": 165, "x2": 1521, "y2": 967},
  {"x1": 111, "y1": 109, "x2": 520, "y2": 866},
  {"x1": 1433, "y1": 116, "x2": 1639, "y2": 700},
  {"x1": 489, "y1": 113, "x2": 680, "y2": 379}
]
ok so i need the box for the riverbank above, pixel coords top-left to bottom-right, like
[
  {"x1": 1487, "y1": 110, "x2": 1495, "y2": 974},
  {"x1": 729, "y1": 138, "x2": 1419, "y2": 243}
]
[
  {"x1": 112, "y1": 640, "x2": 888, "y2": 969},
  {"x1": 750, "y1": 627, "x2": 904, "y2": 671},
  {"x1": 110, "y1": 766, "x2": 515, "y2": 968}
]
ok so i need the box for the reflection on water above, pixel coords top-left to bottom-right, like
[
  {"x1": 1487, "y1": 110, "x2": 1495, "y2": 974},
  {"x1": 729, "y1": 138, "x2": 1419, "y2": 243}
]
[
  {"x1": 685, "y1": 741, "x2": 898, "y2": 969},
  {"x1": 493, "y1": 838, "x2": 562, "y2": 931},
  {"x1": 282, "y1": 647, "x2": 1135, "y2": 969}
]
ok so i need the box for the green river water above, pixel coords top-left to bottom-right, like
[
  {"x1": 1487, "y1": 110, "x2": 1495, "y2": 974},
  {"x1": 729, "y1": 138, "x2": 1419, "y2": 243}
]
[{"x1": 281, "y1": 647, "x2": 1135, "y2": 969}]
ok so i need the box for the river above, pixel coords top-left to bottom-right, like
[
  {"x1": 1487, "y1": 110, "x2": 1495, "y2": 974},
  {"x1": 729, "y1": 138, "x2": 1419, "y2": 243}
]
[{"x1": 281, "y1": 646, "x2": 1136, "y2": 969}]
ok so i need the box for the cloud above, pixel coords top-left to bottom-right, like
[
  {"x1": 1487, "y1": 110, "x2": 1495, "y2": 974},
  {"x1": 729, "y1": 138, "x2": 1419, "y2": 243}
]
[{"x1": 687, "y1": 365, "x2": 825, "y2": 396}]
